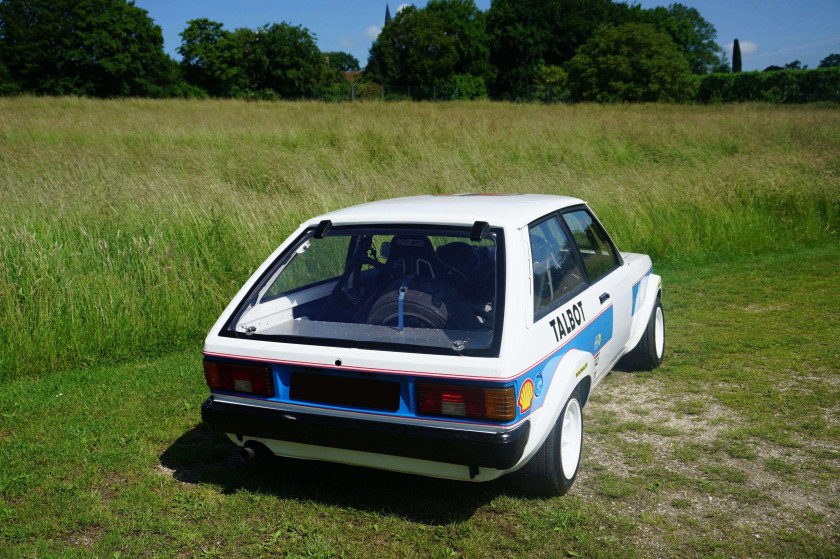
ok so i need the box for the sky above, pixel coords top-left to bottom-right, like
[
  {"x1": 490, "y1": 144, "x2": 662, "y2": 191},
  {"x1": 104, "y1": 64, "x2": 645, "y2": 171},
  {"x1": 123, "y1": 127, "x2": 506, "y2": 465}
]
[{"x1": 134, "y1": 0, "x2": 840, "y2": 71}]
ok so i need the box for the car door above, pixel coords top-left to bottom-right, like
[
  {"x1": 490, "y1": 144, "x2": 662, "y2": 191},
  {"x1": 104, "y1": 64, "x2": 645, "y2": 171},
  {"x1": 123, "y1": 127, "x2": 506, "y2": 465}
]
[
  {"x1": 560, "y1": 208, "x2": 633, "y2": 380},
  {"x1": 526, "y1": 214, "x2": 607, "y2": 379}
]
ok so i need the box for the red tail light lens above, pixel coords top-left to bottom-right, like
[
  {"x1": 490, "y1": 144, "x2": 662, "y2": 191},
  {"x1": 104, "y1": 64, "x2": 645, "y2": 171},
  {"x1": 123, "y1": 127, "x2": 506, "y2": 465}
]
[
  {"x1": 203, "y1": 360, "x2": 274, "y2": 397},
  {"x1": 416, "y1": 382, "x2": 515, "y2": 422}
]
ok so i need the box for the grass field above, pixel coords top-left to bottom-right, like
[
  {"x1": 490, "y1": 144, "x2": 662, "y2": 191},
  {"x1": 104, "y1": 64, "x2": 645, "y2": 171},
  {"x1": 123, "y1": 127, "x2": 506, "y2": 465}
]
[
  {"x1": 1, "y1": 98, "x2": 838, "y2": 379},
  {"x1": 0, "y1": 98, "x2": 838, "y2": 557}
]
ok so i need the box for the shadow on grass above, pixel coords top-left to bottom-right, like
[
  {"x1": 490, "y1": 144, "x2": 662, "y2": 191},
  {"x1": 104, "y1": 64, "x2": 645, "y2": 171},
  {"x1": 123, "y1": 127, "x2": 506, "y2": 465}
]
[{"x1": 159, "y1": 423, "x2": 510, "y2": 524}]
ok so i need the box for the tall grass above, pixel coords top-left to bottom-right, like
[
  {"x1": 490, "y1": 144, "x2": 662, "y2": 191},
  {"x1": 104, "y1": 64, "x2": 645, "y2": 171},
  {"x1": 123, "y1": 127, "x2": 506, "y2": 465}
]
[{"x1": 1, "y1": 97, "x2": 838, "y2": 379}]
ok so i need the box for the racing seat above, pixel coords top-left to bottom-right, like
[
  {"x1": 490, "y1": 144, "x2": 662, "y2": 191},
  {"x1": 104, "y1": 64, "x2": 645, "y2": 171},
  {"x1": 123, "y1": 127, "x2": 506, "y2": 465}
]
[
  {"x1": 436, "y1": 241, "x2": 479, "y2": 294},
  {"x1": 386, "y1": 235, "x2": 441, "y2": 279}
]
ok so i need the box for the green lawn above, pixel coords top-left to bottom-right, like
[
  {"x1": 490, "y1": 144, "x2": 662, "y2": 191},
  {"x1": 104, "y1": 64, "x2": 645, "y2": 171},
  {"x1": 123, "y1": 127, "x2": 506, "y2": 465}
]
[{"x1": 2, "y1": 246, "x2": 837, "y2": 558}]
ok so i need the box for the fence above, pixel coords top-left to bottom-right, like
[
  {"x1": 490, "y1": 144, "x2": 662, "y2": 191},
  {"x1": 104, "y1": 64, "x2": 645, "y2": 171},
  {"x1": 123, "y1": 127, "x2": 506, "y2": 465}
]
[{"x1": 307, "y1": 82, "x2": 570, "y2": 103}]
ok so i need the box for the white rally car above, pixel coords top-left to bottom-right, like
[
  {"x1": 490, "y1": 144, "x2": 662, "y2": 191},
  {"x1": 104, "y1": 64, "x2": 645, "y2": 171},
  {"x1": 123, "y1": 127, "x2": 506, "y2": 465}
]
[{"x1": 201, "y1": 194, "x2": 663, "y2": 495}]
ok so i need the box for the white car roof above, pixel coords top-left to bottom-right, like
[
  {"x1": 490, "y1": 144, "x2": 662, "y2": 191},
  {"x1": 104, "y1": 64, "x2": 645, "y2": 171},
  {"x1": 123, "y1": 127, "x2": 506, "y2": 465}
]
[{"x1": 304, "y1": 194, "x2": 585, "y2": 229}]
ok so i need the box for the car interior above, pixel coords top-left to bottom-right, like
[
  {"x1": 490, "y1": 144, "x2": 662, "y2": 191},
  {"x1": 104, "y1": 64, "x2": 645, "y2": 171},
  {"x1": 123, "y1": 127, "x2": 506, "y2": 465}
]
[{"x1": 237, "y1": 232, "x2": 499, "y2": 339}]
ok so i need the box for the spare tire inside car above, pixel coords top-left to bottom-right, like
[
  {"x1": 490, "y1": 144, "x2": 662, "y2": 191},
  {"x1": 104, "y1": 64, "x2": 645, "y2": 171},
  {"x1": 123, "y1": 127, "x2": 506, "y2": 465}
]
[{"x1": 367, "y1": 279, "x2": 470, "y2": 329}]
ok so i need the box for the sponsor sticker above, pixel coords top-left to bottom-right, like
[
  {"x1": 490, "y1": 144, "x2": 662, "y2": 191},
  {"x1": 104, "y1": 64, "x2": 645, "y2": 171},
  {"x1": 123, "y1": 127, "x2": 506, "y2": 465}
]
[
  {"x1": 549, "y1": 301, "x2": 585, "y2": 343},
  {"x1": 518, "y1": 379, "x2": 535, "y2": 413},
  {"x1": 575, "y1": 362, "x2": 588, "y2": 378},
  {"x1": 594, "y1": 333, "x2": 602, "y2": 351},
  {"x1": 395, "y1": 238, "x2": 425, "y2": 246}
]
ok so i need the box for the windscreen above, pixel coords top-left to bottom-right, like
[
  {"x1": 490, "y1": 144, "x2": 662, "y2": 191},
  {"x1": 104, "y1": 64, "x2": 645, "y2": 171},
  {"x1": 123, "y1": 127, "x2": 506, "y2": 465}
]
[{"x1": 227, "y1": 226, "x2": 503, "y2": 355}]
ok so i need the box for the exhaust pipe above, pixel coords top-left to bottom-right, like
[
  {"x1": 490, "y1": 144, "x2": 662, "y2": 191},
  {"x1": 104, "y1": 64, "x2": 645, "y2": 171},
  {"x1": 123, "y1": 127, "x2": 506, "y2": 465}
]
[
  {"x1": 239, "y1": 446, "x2": 256, "y2": 462},
  {"x1": 239, "y1": 441, "x2": 272, "y2": 462}
]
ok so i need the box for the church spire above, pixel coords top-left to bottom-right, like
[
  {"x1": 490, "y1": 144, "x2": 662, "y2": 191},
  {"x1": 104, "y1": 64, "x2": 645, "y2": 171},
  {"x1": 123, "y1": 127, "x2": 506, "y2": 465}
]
[{"x1": 385, "y1": 3, "x2": 392, "y2": 26}]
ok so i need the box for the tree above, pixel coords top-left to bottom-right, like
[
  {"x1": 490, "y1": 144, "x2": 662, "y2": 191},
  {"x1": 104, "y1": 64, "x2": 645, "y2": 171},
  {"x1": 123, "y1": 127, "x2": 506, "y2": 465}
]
[
  {"x1": 367, "y1": 6, "x2": 457, "y2": 85},
  {"x1": 0, "y1": 0, "x2": 171, "y2": 96},
  {"x1": 567, "y1": 23, "x2": 697, "y2": 102},
  {"x1": 323, "y1": 51, "x2": 360, "y2": 72},
  {"x1": 819, "y1": 53, "x2": 840, "y2": 68},
  {"x1": 178, "y1": 19, "x2": 244, "y2": 96},
  {"x1": 236, "y1": 23, "x2": 323, "y2": 98},
  {"x1": 424, "y1": 0, "x2": 494, "y2": 84},
  {"x1": 367, "y1": 0, "x2": 491, "y2": 87},
  {"x1": 0, "y1": 58, "x2": 19, "y2": 95},
  {"x1": 732, "y1": 39, "x2": 742, "y2": 72},
  {"x1": 711, "y1": 50, "x2": 731, "y2": 73},
  {"x1": 151, "y1": 54, "x2": 191, "y2": 97},
  {"x1": 534, "y1": 64, "x2": 568, "y2": 101},
  {"x1": 784, "y1": 60, "x2": 806, "y2": 70},
  {"x1": 486, "y1": 0, "x2": 622, "y2": 98},
  {"x1": 639, "y1": 3, "x2": 721, "y2": 74}
]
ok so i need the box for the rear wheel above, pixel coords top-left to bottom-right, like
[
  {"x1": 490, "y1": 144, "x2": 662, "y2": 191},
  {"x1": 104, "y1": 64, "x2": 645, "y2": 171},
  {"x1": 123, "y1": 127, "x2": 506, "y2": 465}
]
[
  {"x1": 512, "y1": 390, "x2": 582, "y2": 496},
  {"x1": 619, "y1": 296, "x2": 664, "y2": 371}
]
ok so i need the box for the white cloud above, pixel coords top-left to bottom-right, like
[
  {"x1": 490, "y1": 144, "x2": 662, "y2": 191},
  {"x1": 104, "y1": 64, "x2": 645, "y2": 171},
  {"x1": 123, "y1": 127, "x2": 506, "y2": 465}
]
[
  {"x1": 397, "y1": 3, "x2": 409, "y2": 11},
  {"x1": 364, "y1": 25, "x2": 381, "y2": 40},
  {"x1": 725, "y1": 40, "x2": 758, "y2": 58}
]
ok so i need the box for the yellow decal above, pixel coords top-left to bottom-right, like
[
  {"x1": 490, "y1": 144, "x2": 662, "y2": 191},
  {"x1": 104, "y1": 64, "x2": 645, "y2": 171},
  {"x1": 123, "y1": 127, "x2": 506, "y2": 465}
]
[
  {"x1": 518, "y1": 379, "x2": 535, "y2": 413},
  {"x1": 594, "y1": 333, "x2": 602, "y2": 349},
  {"x1": 575, "y1": 362, "x2": 588, "y2": 378}
]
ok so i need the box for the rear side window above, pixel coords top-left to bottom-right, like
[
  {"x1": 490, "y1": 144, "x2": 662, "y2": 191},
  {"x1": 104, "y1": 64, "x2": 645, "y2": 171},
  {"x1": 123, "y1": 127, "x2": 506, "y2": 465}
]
[
  {"x1": 562, "y1": 210, "x2": 619, "y2": 283},
  {"x1": 529, "y1": 217, "x2": 586, "y2": 318},
  {"x1": 262, "y1": 236, "x2": 350, "y2": 301}
]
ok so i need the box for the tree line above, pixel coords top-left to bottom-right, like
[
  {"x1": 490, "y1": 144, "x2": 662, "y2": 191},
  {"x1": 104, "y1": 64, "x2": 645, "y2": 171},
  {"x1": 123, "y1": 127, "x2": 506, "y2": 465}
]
[
  {"x1": 1, "y1": 0, "x2": 838, "y2": 102},
  {"x1": 0, "y1": 0, "x2": 361, "y2": 98}
]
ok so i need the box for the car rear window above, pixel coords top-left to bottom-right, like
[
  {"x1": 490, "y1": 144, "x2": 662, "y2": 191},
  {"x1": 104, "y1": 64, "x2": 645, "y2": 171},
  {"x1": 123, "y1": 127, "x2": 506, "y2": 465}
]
[{"x1": 224, "y1": 225, "x2": 505, "y2": 357}]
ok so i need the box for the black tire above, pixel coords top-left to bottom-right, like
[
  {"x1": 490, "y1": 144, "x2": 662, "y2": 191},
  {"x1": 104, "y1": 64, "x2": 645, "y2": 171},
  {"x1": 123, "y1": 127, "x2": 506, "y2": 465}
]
[
  {"x1": 366, "y1": 280, "x2": 450, "y2": 329},
  {"x1": 511, "y1": 390, "x2": 583, "y2": 497},
  {"x1": 619, "y1": 296, "x2": 664, "y2": 371}
]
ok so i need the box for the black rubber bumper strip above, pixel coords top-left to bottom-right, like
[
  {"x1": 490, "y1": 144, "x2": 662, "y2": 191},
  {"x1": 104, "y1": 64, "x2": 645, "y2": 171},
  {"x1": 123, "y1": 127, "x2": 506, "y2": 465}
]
[{"x1": 201, "y1": 398, "x2": 530, "y2": 470}]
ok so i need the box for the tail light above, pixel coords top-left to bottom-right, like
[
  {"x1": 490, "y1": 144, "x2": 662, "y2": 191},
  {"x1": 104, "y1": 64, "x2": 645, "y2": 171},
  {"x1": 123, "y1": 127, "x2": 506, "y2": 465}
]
[
  {"x1": 415, "y1": 382, "x2": 515, "y2": 422},
  {"x1": 203, "y1": 360, "x2": 274, "y2": 397}
]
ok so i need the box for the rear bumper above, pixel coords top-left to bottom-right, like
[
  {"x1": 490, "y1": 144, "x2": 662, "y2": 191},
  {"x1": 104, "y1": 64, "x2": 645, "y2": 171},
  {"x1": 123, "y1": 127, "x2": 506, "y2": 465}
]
[{"x1": 201, "y1": 397, "x2": 530, "y2": 470}]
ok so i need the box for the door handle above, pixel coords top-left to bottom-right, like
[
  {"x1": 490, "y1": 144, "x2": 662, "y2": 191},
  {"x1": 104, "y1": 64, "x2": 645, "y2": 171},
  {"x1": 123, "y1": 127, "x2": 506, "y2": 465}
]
[{"x1": 599, "y1": 292, "x2": 610, "y2": 304}]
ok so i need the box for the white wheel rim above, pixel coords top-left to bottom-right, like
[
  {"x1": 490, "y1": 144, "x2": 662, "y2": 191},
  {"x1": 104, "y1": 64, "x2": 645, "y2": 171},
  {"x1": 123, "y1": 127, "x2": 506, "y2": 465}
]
[
  {"x1": 560, "y1": 398, "x2": 582, "y2": 479},
  {"x1": 654, "y1": 306, "x2": 664, "y2": 359}
]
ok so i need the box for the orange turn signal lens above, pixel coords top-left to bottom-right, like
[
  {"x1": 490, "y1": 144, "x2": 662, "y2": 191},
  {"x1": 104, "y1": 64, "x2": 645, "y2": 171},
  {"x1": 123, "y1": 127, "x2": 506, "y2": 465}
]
[{"x1": 416, "y1": 382, "x2": 515, "y2": 422}]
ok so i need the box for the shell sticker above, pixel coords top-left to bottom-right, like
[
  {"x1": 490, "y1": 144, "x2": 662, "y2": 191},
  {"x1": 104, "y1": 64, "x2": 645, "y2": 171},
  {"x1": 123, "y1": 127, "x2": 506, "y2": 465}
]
[{"x1": 518, "y1": 379, "x2": 535, "y2": 413}]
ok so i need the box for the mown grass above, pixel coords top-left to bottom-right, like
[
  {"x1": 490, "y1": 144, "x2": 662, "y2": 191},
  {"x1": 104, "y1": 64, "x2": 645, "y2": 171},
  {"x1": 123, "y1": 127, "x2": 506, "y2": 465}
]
[
  {"x1": 1, "y1": 247, "x2": 837, "y2": 558},
  {"x1": 1, "y1": 98, "x2": 839, "y2": 379},
  {"x1": 580, "y1": 246, "x2": 840, "y2": 558}
]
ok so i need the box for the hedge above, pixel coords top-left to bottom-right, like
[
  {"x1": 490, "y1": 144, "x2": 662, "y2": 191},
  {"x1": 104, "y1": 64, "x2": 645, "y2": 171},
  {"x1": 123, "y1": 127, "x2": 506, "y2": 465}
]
[{"x1": 698, "y1": 67, "x2": 840, "y2": 103}]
